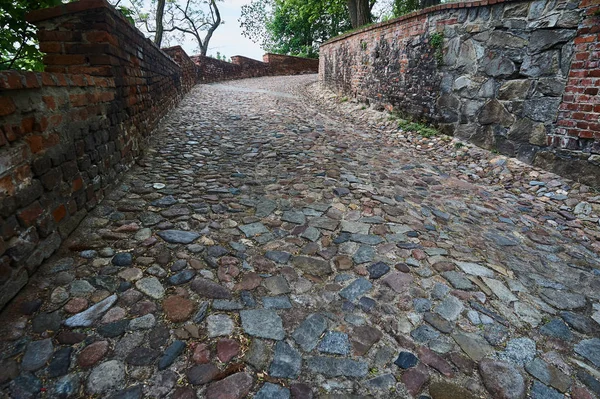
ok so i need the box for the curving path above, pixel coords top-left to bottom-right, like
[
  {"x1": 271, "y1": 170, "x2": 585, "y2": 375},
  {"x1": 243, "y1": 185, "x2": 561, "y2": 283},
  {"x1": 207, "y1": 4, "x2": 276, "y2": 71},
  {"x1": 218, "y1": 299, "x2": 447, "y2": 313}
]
[{"x1": 1, "y1": 75, "x2": 600, "y2": 399}]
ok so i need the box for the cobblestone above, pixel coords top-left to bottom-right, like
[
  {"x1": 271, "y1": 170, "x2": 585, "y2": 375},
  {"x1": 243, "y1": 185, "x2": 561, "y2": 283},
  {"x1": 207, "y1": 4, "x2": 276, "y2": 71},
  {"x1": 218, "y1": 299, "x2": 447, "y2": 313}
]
[{"x1": 1, "y1": 75, "x2": 600, "y2": 398}]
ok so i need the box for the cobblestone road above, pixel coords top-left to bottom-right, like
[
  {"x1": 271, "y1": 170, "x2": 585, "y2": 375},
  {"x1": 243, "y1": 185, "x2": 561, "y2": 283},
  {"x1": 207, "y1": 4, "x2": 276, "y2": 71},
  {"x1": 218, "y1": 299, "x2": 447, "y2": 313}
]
[{"x1": 1, "y1": 75, "x2": 600, "y2": 399}]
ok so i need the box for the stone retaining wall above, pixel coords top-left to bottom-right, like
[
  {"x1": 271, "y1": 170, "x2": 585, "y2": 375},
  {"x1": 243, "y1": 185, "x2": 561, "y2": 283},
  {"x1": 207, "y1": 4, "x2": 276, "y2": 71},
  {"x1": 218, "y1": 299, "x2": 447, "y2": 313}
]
[{"x1": 319, "y1": 0, "x2": 600, "y2": 186}]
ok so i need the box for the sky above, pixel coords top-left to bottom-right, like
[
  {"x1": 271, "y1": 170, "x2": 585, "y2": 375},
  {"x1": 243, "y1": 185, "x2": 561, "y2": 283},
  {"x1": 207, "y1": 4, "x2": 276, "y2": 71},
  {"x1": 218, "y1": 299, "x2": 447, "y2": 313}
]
[
  {"x1": 112, "y1": 0, "x2": 395, "y2": 62},
  {"x1": 178, "y1": 0, "x2": 265, "y2": 60}
]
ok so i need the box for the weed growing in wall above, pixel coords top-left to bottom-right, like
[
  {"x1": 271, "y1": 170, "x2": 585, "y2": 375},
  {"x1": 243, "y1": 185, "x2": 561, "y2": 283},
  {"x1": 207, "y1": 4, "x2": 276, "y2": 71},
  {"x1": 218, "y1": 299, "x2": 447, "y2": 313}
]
[{"x1": 429, "y1": 32, "x2": 444, "y2": 66}]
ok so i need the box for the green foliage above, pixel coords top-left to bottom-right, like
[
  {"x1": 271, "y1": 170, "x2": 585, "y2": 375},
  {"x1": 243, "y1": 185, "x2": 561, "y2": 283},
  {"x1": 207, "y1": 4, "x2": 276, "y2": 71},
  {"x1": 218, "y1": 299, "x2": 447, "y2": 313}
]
[
  {"x1": 0, "y1": 0, "x2": 63, "y2": 71},
  {"x1": 115, "y1": 5, "x2": 136, "y2": 25},
  {"x1": 392, "y1": 0, "x2": 420, "y2": 17},
  {"x1": 429, "y1": 31, "x2": 444, "y2": 65},
  {"x1": 239, "y1": 0, "x2": 352, "y2": 58},
  {"x1": 397, "y1": 118, "x2": 438, "y2": 138}
]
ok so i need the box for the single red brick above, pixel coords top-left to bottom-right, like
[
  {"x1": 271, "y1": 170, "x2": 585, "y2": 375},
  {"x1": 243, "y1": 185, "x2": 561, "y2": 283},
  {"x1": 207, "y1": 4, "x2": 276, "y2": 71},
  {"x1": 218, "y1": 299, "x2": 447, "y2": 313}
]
[
  {"x1": 26, "y1": 135, "x2": 44, "y2": 154},
  {"x1": 86, "y1": 31, "x2": 119, "y2": 46},
  {"x1": 52, "y1": 204, "x2": 67, "y2": 223},
  {"x1": 44, "y1": 54, "x2": 86, "y2": 66},
  {"x1": 39, "y1": 42, "x2": 62, "y2": 53},
  {"x1": 72, "y1": 176, "x2": 83, "y2": 192},
  {"x1": 42, "y1": 96, "x2": 56, "y2": 110},
  {"x1": 0, "y1": 176, "x2": 15, "y2": 196},
  {"x1": 21, "y1": 117, "x2": 35, "y2": 134},
  {"x1": 17, "y1": 201, "x2": 44, "y2": 227},
  {"x1": 0, "y1": 97, "x2": 16, "y2": 116}
]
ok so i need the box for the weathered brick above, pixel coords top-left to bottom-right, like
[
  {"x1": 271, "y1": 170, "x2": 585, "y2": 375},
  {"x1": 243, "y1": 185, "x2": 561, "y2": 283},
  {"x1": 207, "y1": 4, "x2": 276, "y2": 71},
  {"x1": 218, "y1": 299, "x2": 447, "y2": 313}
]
[
  {"x1": 17, "y1": 201, "x2": 44, "y2": 227},
  {"x1": 52, "y1": 204, "x2": 67, "y2": 223},
  {"x1": 0, "y1": 97, "x2": 16, "y2": 116}
]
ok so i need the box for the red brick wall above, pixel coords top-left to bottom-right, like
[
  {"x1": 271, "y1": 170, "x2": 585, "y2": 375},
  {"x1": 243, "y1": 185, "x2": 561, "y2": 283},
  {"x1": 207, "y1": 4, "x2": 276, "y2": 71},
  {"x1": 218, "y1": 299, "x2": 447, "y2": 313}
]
[
  {"x1": 554, "y1": 0, "x2": 600, "y2": 152},
  {"x1": 263, "y1": 53, "x2": 319, "y2": 75},
  {"x1": 192, "y1": 54, "x2": 318, "y2": 84},
  {"x1": 0, "y1": 0, "x2": 198, "y2": 309}
]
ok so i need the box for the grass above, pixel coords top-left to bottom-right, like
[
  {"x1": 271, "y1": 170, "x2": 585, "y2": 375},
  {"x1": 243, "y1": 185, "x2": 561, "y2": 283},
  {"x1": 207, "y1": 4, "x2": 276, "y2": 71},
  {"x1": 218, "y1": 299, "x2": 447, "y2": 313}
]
[
  {"x1": 340, "y1": 96, "x2": 349, "y2": 103},
  {"x1": 397, "y1": 119, "x2": 439, "y2": 138}
]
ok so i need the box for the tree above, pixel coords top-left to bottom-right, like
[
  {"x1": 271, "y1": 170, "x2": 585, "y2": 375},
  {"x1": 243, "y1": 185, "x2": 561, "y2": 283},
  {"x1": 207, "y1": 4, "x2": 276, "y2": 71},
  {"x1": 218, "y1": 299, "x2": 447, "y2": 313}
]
[
  {"x1": 116, "y1": 0, "x2": 222, "y2": 55},
  {"x1": 0, "y1": 0, "x2": 63, "y2": 71},
  {"x1": 346, "y1": 0, "x2": 371, "y2": 28},
  {"x1": 240, "y1": 0, "x2": 353, "y2": 58},
  {"x1": 154, "y1": 0, "x2": 166, "y2": 46}
]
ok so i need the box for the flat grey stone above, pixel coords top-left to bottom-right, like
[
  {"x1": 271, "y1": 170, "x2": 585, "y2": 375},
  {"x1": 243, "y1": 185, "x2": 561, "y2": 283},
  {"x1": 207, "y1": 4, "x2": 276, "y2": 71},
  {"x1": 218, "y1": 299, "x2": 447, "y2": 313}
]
[
  {"x1": 411, "y1": 325, "x2": 440, "y2": 343},
  {"x1": 441, "y1": 271, "x2": 474, "y2": 290},
  {"x1": 256, "y1": 199, "x2": 277, "y2": 218},
  {"x1": 306, "y1": 356, "x2": 368, "y2": 377},
  {"x1": 434, "y1": 296, "x2": 464, "y2": 321},
  {"x1": 353, "y1": 245, "x2": 375, "y2": 264},
  {"x1": 263, "y1": 296, "x2": 292, "y2": 309},
  {"x1": 530, "y1": 381, "x2": 564, "y2": 399},
  {"x1": 452, "y1": 332, "x2": 494, "y2": 361},
  {"x1": 129, "y1": 314, "x2": 156, "y2": 330},
  {"x1": 212, "y1": 299, "x2": 244, "y2": 310},
  {"x1": 367, "y1": 262, "x2": 390, "y2": 279},
  {"x1": 308, "y1": 217, "x2": 339, "y2": 231},
  {"x1": 350, "y1": 234, "x2": 384, "y2": 245},
  {"x1": 135, "y1": 277, "x2": 165, "y2": 299},
  {"x1": 255, "y1": 382, "x2": 290, "y2": 399},
  {"x1": 239, "y1": 222, "x2": 269, "y2": 237},
  {"x1": 301, "y1": 226, "x2": 321, "y2": 242},
  {"x1": 339, "y1": 278, "x2": 372, "y2": 301},
  {"x1": 270, "y1": 341, "x2": 301, "y2": 378},
  {"x1": 540, "y1": 319, "x2": 573, "y2": 341},
  {"x1": 245, "y1": 339, "x2": 271, "y2": 370},
  {"x1": 575, "y1": 338, "x2": 600, "y2": 368},
  {"x1": 282, "y1": 210, "x2": 306, "y2": 224},
  {"x1": 70, "y1": 280, "x2": 95, "y2": 296},
  {"x1": 207, "y1": 314, "x2": 234, "y2": 337},
  {"x1": 86, "y1": 360, "x2": 125, "y2": 394},
  {"x1": 364, "y1": 374, "x2": 396, "y2": 390},
  {"x1": 318, "y1": 331, "x2": 350, "y2": 355},
  {"x1": 292, "y1": 314, "x2": 328, "y2": 351},
  {"x1": 240, "y1": 309, "x2": 285, "y2": 340},
  {"x1": 540, "y1": 288, "x2": 586, "y2": 310},
  {"x1": 64, "y1": 294, "x2": 117, "y2": 327},
  {"x1": 498, "y1": 337, "x2": 536, "y2": 366},
  {"x1": 454, "y1": 261, "x2": 494, "y2": 277},
  {"x1": 264, "y1": 275, "x2": 291, "y2": 295},
  {"x1": 157, "y1": 230, "x2": 200, "y2": 244},
  {"x1": 482, "y1": 277, "x2": 518, "y2": 303},
  {"x1": 340, "y1": 221, "x2": 370, "y2": 234},
  {"x1": 291, "y1": 256, "x2": 332, "y2": 276},
  {"x1": 21, "y1": 339, "x2": 53, "y2": 371},
  {"x1": 525, "y1": 357, "x2": 571, "y2": 393},
  {"x1": 265, "y1": 251, "x2": 291, "y2": 264}
]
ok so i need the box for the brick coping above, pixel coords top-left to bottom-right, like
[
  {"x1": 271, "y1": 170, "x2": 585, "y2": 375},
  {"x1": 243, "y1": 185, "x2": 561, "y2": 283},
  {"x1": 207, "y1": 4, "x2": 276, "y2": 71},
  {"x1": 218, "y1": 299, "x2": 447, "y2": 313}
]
[{"x1": 321, "y1": 0, "x2": 524, "y2": 46}]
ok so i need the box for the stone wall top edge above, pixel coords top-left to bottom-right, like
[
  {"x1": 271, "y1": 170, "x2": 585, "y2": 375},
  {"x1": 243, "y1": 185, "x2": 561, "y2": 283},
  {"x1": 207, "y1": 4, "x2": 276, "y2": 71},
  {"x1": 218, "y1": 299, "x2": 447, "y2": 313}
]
[{"x1": 320, "y1": 0, "x2": 526, "y2": 47}]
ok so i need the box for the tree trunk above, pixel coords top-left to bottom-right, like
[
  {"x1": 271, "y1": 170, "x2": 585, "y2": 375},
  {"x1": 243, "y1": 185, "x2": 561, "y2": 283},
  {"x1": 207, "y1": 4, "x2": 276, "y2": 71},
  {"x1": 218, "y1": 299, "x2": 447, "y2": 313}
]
[
  {"x1": 154, "y1": 0, "x2": 166, "y2": 46},
  {"x1": 347, "y1": 0, "x2": 371, "y2": 29},
  {"x1": 421, "y1": 0, "x2": 441, "y2": 8},
  {"x1": 199, "y1": 0, "x2": 221, "y2": 56}
]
